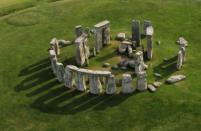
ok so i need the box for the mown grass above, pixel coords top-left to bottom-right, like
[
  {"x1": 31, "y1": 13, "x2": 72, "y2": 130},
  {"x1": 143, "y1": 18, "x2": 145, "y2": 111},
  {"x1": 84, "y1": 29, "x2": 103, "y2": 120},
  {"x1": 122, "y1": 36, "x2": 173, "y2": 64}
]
[{"x1": 0, "y1": 0, "x2": 201, "y2": 130}]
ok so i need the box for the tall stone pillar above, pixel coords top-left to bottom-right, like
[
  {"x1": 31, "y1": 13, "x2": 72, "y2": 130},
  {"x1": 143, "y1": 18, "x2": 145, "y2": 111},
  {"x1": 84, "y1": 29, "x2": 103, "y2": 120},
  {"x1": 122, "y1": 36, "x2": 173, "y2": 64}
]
[
  {"x1": 49, "y1": 50, "x2": 57, "y2": 75},
  {"x1": 180, "y1": 47, "x2": 186, "y2": 63},
  {"x1": 144, "y1": 20, "x2": 152, "y2": 35},
  {"x1": 106, "y1": 75, "x2": 116, "y2": 94},
  {"x1": 50, "y1": 38, "x2": 60, "y2": 56},
  {"x1": 95, "y1": 29, "x2": 102, "y2": 53},
  {"x1": 56, "y1": 63, "x2": 65, "y2": 83},
  {"x1": 177, "y1": 50, "x2": 183, "y2": 70},
  {"x1": 121, "y1": 74, "x2": 134, "y2": 94},
  {"x1": 132, "y1": 20, "x2": 141, "y2": 46},
  {"x1": 76, "y1": 71, "x2": 87, "y2": 92},
  {"x1": 64, "y1": 67, "x2": 74, "y2": 89},
  {"x1": 136, "y1": 71, "x2": 147, "y2": 91},
  {"x1": 105, "y1": 26, "x2": 110, "y2": 45},
  {"x1": 89, "y1": 75, "x2": 102, "y2": 94},
  {"x1": 75, "y1": 25, "x2": 83, "y2": 38},
  {"x1": 147, "y1": 35, "x2": 153, "y2": 60},
  {"x1": 135, "y1": 51, "x2": 148, "y2": 74}
]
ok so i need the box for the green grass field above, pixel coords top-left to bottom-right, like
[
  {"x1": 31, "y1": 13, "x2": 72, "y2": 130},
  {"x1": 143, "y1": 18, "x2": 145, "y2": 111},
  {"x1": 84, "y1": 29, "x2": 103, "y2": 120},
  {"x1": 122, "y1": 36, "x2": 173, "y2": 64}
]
[{"x1": 0, "y1": 0, "x2": 201, "y2": 130}]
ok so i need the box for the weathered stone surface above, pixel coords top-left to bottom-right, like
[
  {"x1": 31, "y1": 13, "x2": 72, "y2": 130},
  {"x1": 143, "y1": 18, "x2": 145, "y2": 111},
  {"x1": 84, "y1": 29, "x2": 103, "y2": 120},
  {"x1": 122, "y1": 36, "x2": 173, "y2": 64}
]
[
  {"x1": 147, "y1": 84, "x2": 156, "y2": 92},
  {"x1": 147, "y1": 35, "x2": 153, "y2": 60},
  {"x1": 166, "y1": 75, "x2": 186, "y2": 84},
  {"x1": 157, "y1": 41, "x2": 161, "y2": 45},
  {"x1": 144, "y1": 20, "x2": 152, "y2": 35},
  {"x1": 121, "y1": 74, "x2": 134, "y2": 94},
  {"x1": 50, "y1": 56, "x2": 57, "y2": 75},
  {"x1": 75, "y1": 34, "x2": 90, "y2": 66},
  {"x1": 89, "y1": 75, "x2": 102, "y2": 94},
  {"x1": 106, "y1": 75, "x2": 116, "y2": 94},
  {"x1": 127, "y1": 45, "x2": 133, "y2": 57},
  {"x1": 56, "y1": 62, "x2": 65, "y2": 82},
  {"x1": 118, "y1": 41, "x2": 132, "y2": 54},
  {"x1": 177, "y1": 50, "x2": 183, "y2": 70},
  {"x1": 128, "y1": 60, "x2": 135, "y2": 68},
  {"x1": 103, "y1": 63, "x2": 110, "y2": 68},
  {"x1": 146, "y1": 26, "x2": 154, "y2": 36},
  {"x1": 64, "y1": 66, "x2": 77, "y2": 88},
  {"x1": 75, "y1": 25, "x2": 83, "y2": 37},
  {"x1": 50, "y1": 38, "x2": 60, "y2": 55},
  {"x1": 111, "y1": 65, "x2": 119, "y2": 70},
  {"x1": 116, "y1": 32, "x2": 126, "y2": 41},
  {"x1": 135, "y1": 51, "x2": 148, "y2": 74},
  {"x1": 132, "y1": 20, "x2": 141, "y2": 46},
  {"x1": 180, "y1": 47, "x2": 186, "y2": 63},
  {"x1": 58, "y1": 39, "x2": 71, "y2": 46},
  {"x1": 121, "y1": 66, "x2": 127, "y2": 70},
  {"x1": 94, "y1": 20, "x2": 110, "y2": 52},
  {"x1": 136, "y1": 71, "x2": 147, "y2": 91},
  {"x1": 154, "y1": 73, "x2": 162, "y2": 78},
  {"x1": 76, "y1": 70, "x2": 87, "y2": 92},
  {"x1": 119, "y1": 59, "x2": 129, "y2": 67},
  {"x1": 177, "y1": 37, "x2": 188, "y2": 47},
  {"x1": 153, "y1": 81, "x2": 162, "y2": 88}
]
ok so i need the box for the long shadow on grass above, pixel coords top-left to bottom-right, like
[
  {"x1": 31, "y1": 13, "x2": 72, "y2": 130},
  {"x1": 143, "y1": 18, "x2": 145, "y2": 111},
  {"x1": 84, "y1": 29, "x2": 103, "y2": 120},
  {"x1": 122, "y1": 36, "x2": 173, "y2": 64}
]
[
  {"x1": 153, "y1": 55, "x2": 178, "y2": 80},
  {"x1": 30, "y1": 87, "x2": 132, "y2": 115}
]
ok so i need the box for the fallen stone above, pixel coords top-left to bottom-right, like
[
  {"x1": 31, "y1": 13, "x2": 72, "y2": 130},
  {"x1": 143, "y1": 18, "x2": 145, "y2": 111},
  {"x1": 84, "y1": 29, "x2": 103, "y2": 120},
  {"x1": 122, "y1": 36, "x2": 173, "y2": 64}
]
[
  {"x1": 121, "y1": 66, "x2": 127, "y2": 70},
  {"x1": 103, "y1": 63, "x2": 110, "y2": 68},
  {"x1": 116, "y1": 32, "x2": 126, "y2": 41},
  {"x1": 147, "y1": 84, "x2": 156, "y2": 92},
  {"x1": 154, "y1": 73, "x2": 162, "y2": 78},
  {"x1": 156, "y1": 41, "x2": 161, "y2": 45},
  {"x1": 166, "y1": 75, "x2": 186, "y2": 84},
  {"x1": 119, "y1": 59, "x2": 129, "y2": 67},
  {"x1": 58, "y1": 39, "x2": 71, "y2": 46},
  {"x1": 153, "y1": 81, "x2": 162, "y2": 88}
]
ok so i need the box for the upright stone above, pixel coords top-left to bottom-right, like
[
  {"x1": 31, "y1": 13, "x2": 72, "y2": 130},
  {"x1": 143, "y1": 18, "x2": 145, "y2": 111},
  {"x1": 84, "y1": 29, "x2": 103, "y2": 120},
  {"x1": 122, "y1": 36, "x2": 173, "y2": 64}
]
[
  {"x1": 135, "y1": 51, "x2": 148, "y2": 74},
  {"x1": 144, "y1": 20, "x2": 152, "y2": 35},
  {"x1": 49, "y1": 50, "x2": 57, "y2": 75},
  {"x1": 132, "y1": 20, "x2": 141, "y2": 46},
  {"x1": 121, "y1": 74, "x2": 134, "y2": 94},
  {"x1": 89, "y1": 75, "x2": 102, "y2": 94},
  {"x1": 56, "y1": 63, "x2": 65, "y2": 82},
  {"x1": 180, "y1": 47, "x2": 186, "y2": 63},
  {"x1": 106, "y1": 75, "x2": 116, "y2": 94},
  {"x1": 76, "y1": 70, "x2": 87, "y2": 92},
  {"x1": 147, "y1": 35, "x2": 153, "y2": 60},
  {"x1": 75, "y1": 25, "x2": 83, "y2": 38},
  {"x1": 136, "y1": 71, "x2": 147, "y2": 91},
  {"x1": 64, "y1": 66, "x2": 76, "y2": 89},
  {"x1": 177, "y1": 50, "x2": 183, "y2": 70},
  {"x1": 94, "y1": 20, "x2": 110, "y2": 53},
  {"x1": 50, "y1": 38, "x2": 60, "y2": 56}
]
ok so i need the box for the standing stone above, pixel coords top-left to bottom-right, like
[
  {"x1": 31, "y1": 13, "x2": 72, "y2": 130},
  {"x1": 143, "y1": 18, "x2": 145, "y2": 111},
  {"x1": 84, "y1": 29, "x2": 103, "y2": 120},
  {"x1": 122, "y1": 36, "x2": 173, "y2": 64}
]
[
  {"x1": 144, "y1": 20, "x2": 152, "y2": 35},
  {"x1": 136, "y1": 71, "x2": 147, "y2": 91},
  {"x1": 94, "y1": 20, "x2": 110, "y2": 53},
  {"x1": 106, "y1": 75, "x2": 116, "y2": 94},
  {"x1": 49, "y1": 50, "x2": 57, "y2": 75},
  {"x1": 180, "y1": 47, "x2": 186, "y2": 63},
  {"x1": 64, "y1": 66, "x2": 75, "y2": 89},
  {"x1": 132, "y1": 20, "x2": 141, "y2": 46},
  {"x1": 121, "y1": 74, "x2": 134, "y2": 94},
  {"x1": 76, "y1": 71, "x2": 87, "y2": 92},
  {"x1": 147, "y1": 35, "x2": 153, "y2": 60},
  {"x1": 75, "y1": 34, "x2": 90, "y2": 66},
  {"x1": 89, "y1": 75, "x2": 102, "y2": 94},
  {"x1": 75, "y1": 25, "x2": 83, "y2": 38},
  {"x1": 135, "y1": 51, "x2": 148, "y2": 74},
  {"x1": 50, "y1": 38, "x2": 60, "y2": 56},
  {"x1": 177, "y1": 50, "x2": 183, "y2": 70},
  {"x1": 56, "y1": 63, "x2": 65, "y2": 82},
  {"x1": 127, "y1": 45, "x2": 133, "y2": 57}
]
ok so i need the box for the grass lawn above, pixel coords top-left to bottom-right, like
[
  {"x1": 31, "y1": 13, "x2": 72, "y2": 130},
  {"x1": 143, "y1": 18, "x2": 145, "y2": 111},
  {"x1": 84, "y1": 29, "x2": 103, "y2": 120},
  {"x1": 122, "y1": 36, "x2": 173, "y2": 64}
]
[{"x1": 0, "y1": 0, "x2": 201, "y2": 130}]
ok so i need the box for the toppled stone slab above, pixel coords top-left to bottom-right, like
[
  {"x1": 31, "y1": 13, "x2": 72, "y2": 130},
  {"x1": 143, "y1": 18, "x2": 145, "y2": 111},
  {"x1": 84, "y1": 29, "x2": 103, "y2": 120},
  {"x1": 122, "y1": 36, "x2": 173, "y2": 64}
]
[
  {"x1": 166, "y1": 75, "x2": 186, "y2": 84},
  {"x1": 153, "y1": 81, "x2": 162, "y2": 88},
  {"x1": 58, "y1": 39, "x2": 71, "y2": 46},
  {"x1": 116, "y1": 32, "x2": 126, "y2": 41},
  {"x1": 154, "y1": 73, "x2": 162, "y2": 78},
  {"x1": 103, "y1": 63, "x2": 110, "y2": 67},
  {"x1": 148, "y1": 84, "x2": 156, "y2": 92}
]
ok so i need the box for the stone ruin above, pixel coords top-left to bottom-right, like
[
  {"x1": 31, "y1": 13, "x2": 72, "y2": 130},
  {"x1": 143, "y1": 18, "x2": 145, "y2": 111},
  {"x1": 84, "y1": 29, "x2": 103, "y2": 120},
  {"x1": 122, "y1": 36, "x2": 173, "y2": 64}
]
[{"x1": 48, "y1": 19, "x2": 188, "y2": 95}]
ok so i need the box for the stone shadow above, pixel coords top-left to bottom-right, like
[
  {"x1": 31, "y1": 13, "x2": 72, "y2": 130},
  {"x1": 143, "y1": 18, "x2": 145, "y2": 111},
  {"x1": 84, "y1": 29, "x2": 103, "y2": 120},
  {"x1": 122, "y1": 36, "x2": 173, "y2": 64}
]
[{"x1": 153, "y1": 55, "x2": 178, "y2": 80}]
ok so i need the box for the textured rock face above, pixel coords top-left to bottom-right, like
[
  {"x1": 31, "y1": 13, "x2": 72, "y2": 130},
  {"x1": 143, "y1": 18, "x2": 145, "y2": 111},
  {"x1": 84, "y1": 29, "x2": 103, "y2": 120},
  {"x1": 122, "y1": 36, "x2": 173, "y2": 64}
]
[
  {"x1": 180, "y1": 47, "x2": 186, "y2": 63},
  {"x1": 121, "y1": 74, "x2": 134, "y2": 94},
  {"x1": 56, "y1": 62, "x2": 65, "y2": 82},
  {"x1": 166, "y1": 75, "x2": 186, "y2": 84},
  {"x1": 64, "y1": 66, "x2": 77, "y2": 88},
  {"x1": 153, "y1": 82, "x2": 162, "y2": 88},
  {"x1": 49, "y1": 49, "x2": 57, "y2": 75},
  {"x1": 89, "y1": 75, "x2": 102, "y2": 94},
  {"x1": 76, "y1": 71, "x2": 86, "y2": 92},
  {"x1": 116, "y1": 32, "x2": 126, "y2": 41},
  {"x1": 75, "y1": 35, "x2": 90, "y2": 66},
  {"x1": 94, "y1": 20, "x2": 110, "y2": 53},
  {"x1": 132, "y1": 20, "x2": 141, "y2": 46},
  {"x1": 75, "y1": 25, "x2": 83, "y2": 38},
  {"x1": 177, "y1": 50, "x2": 183, "y2": 70},
  {"x1": 106, "y1": 75, "x2": 116, "y2": 94},
  {"x1": 137, "y1": 71, "x2": 147, "y2": 91},
  {"x1": 148, "y1": 84, "x2": 156, "y2": 92},
  {"x1": 147, "y1": 35, "x2": 153, "y2": 60},
  {"x1": 177, "y1": 37, "x2": 188, "y2": 47},
  {"x1": 135, "y1": 51, "x2": 148, "y2": 74},
  {"x1": 144, "y1": 20, "x2": 152, "y2": 35},
  {"x1": 50, "y1": 38, "x2": 60, "y2": 55}
]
